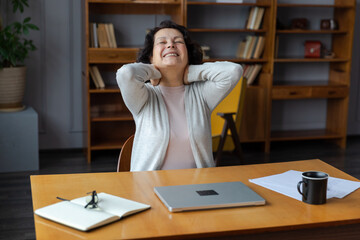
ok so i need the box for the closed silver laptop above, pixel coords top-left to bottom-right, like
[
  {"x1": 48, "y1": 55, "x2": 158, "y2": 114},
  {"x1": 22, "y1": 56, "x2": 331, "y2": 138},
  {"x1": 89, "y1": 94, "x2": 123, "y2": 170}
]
[{"x1": 154, "y1": 181, "x2": 265, "y2": 212}]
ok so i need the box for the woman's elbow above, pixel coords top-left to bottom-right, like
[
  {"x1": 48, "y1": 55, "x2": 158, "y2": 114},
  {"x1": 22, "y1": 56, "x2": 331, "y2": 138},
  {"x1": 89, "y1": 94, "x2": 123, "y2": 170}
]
[
  {"x1": 226, "y1": 63, "x2": 243, "y2": 85},
  {"x1": 116, "y1": 64, "x2": 134, "y2": 86},
  {"x1": 232, "y1": 64, "x2": 243, "y2": 82}
]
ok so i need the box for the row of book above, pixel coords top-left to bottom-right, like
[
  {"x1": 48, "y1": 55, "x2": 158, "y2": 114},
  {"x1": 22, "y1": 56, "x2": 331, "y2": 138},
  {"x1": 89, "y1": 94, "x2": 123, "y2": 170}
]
[
  {"x1": 89, "y1": 23, "x2": 117, "y2": 48},
  {"x1": 236, "y1": 35, "x2": 265, "y2": 59},
  {"x1": 242, "y1": 64, "x2": 262, "y2": 85},
  {"x1": 89, "y1": 66, "x2": 105, "y2": 89},
  {"x1": 246, "y1": 6, "x2": 265, "y2": 30}
]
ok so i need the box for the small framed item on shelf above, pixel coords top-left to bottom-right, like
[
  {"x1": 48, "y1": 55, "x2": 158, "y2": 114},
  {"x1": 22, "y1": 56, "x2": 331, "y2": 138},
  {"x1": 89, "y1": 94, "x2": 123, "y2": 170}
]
[
  {"x1": 304, "y1": 41, "x2": 322, "y2": 58},
  {"x1": 320, "y1": 19, "x2": 338, "y2": 30},
  {"x1": 291, "y1": 18, "x2": 308, "y2": 30}
]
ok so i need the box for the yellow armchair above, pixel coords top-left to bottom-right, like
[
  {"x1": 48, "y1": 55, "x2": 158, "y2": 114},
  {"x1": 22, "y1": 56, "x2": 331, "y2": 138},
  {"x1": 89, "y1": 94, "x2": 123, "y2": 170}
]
[{"x1": 211, "y1": 76, "x2": 246, "y2": 165}]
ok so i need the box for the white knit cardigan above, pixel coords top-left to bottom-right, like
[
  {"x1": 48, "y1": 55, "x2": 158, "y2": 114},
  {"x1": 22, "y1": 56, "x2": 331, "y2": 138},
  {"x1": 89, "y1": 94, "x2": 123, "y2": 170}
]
[{"x1": 116, "y1": 61, "x2": 242, "y2": 171}]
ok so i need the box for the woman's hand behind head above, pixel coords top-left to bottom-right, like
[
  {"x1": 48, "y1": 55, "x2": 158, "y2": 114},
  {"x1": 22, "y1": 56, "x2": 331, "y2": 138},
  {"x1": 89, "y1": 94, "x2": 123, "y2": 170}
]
[{"x1": 150, "y1": 64, "x2": 161, "y2": 86}]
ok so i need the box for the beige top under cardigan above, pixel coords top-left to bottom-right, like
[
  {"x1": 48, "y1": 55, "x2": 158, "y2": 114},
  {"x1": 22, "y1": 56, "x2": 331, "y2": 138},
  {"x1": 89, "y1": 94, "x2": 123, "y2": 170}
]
[
  {"x1": 159, "y1": 85, "x2": 196, "y2": 170},
  {"x1": 116, "y1": 62, "x2": 242, "y2": 171}
]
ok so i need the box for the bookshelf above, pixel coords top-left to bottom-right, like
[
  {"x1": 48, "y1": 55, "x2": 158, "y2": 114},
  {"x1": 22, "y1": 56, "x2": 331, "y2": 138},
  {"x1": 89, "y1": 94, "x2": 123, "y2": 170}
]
[
  {"x1": 269, "y1": 0, "x2": 355, "y2": 152},
  {"x1": 84, "y1": 0, "x2": 356, "y2": 161},
  {"x1": 184, "y1": 0, "x2": 355, "y2": 152},
  {"x1": 185, "y1": 0, "x2": 275, "y2": 145},
  {"x1": 85, "y1": 0, "x2": 184, "y2": 162}
]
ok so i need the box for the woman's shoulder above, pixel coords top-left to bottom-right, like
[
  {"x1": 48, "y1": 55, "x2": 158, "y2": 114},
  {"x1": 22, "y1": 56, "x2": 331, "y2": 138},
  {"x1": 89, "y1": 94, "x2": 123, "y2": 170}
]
[{"x1": 191, "y1": 61, "x2": 242, "y2": 70}]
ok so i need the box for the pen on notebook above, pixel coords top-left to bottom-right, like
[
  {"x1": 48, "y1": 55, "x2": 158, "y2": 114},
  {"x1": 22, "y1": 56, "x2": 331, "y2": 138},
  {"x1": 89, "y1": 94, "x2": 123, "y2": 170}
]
[{"x1": 56, "y1": 197, "x2": 70, "y2": 201}]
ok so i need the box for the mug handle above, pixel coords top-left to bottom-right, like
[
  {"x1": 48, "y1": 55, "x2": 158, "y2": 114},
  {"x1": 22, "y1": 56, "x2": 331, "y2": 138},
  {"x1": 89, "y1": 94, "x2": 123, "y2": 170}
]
[{"x1": 297, "y1": 181, "x2": 307, "y2": 200}]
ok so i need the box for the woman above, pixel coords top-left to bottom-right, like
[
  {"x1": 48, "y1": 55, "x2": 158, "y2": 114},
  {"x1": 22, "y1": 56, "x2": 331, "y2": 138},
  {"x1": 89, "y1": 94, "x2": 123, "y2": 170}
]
[{"x1": 116, "y1": 20, "x2": 242, "y2": 171}]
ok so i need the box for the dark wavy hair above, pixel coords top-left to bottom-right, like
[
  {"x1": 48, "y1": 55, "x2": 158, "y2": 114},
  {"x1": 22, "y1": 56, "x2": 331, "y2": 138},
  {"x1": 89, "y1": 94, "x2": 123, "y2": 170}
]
[{"x1": 137, "y1": 20, "x2": 203, "y2": 65}]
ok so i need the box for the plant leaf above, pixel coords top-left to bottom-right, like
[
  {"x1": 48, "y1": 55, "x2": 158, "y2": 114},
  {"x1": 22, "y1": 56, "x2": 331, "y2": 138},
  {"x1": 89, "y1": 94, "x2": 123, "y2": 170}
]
[
  {"x1": 23, "y1": 26, "x2": 29, "y2": 35},
  {"x1": 21, "y1": 0, "x2": 29, "y2": 8},
  {"x1": 27, "y1": 24, "x2": 39, "y2": 30},
  {"x1": 11, "y1": 0, "x2": 28, "y2": 13},
  {"x1": 1, "y1": 0, "x2": 37, "y2": 68}
]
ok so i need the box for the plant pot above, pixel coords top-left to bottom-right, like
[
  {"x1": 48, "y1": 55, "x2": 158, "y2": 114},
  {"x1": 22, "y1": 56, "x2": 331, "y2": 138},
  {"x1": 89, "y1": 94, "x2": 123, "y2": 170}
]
[{"x1": 0, "y1": 67, "x2": 26, "y2": 112}]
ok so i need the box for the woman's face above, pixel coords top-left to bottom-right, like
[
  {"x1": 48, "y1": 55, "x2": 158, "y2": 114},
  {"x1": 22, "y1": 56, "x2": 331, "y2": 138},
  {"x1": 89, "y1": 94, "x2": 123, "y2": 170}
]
[{"x1": 150, "y1": 28, "x2": 188, "y2": 70}]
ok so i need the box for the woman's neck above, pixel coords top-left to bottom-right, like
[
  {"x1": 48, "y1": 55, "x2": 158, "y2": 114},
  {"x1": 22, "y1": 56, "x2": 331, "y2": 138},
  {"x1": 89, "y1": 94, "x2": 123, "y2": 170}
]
[{"x1": 158, "y1": 67, "x2": 185, "y2": 87}]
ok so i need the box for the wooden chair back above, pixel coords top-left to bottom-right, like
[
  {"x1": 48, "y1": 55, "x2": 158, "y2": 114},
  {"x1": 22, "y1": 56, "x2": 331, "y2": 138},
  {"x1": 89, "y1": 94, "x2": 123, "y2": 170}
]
[{"x1": 117, "y1": 134, "x2": 134, "y2": 172}]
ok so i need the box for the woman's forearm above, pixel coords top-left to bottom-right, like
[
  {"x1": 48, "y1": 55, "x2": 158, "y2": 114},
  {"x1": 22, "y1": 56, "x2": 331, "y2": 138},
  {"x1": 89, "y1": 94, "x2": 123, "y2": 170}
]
[
  {"x1": 116, "y1": 63, "x2": 161, "y2": 115},
  {"x1": 187, "y1": 62, "x2": 243, "y2": 110}
]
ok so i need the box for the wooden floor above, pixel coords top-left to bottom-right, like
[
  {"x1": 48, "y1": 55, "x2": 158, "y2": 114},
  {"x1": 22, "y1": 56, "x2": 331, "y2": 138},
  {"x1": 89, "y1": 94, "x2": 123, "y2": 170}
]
[{"x1": 1, "y1": 136, "x2": 360, "y2": 240}]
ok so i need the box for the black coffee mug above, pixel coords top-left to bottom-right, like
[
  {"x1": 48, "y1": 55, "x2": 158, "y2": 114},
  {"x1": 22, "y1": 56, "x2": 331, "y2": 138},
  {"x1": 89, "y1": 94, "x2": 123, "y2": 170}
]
[{"x1": 297, "y1": 171, "x2": 328, "y2": 204}]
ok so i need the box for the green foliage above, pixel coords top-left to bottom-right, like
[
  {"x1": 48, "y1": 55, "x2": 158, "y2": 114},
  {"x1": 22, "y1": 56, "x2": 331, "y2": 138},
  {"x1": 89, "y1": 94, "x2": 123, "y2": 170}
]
[{"x1": 0, "y1": 0, "x2": 39, "y2": 68}]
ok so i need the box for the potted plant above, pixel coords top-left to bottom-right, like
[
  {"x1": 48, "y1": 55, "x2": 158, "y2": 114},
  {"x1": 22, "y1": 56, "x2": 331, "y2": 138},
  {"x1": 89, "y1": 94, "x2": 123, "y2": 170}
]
[{"x1": 0, "y1": 0, "x2": 39, "y2": 111}]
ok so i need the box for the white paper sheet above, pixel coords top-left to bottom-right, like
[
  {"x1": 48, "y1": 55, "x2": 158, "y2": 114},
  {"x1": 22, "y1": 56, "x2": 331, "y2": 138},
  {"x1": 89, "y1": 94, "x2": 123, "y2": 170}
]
[{"x1": 249, "y1": 170, "x2": 360, "y2": 201}]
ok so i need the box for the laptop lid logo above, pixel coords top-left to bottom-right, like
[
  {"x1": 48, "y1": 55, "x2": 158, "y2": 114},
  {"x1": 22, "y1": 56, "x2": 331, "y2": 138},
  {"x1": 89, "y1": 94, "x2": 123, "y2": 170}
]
[{"x1": 196, "y1": 190, "x2": 219, "y2": 196}]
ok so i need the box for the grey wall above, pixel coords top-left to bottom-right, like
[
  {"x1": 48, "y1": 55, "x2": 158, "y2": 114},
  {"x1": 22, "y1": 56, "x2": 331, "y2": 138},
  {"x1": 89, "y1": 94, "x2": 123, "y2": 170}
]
[
  {"x1": 348, "y1": 1, "x2": 360, "y2": 134},
  {"x1": 1, "y1": 0, "x2": 359, "y2": 149},
  {"x1": 1, "y1": 0, "x2": 84, "y2": 149}
]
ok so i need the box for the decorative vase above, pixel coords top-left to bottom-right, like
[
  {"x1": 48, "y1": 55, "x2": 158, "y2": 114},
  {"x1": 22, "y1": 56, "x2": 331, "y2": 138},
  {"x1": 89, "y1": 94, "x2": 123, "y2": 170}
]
[{"x1": 0, "y1": 66, "x2": 26, "y2": 112}]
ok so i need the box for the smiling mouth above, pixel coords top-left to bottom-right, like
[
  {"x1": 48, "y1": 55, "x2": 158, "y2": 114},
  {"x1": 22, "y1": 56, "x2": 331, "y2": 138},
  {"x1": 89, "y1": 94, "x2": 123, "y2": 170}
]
[{"x1": 163, "y1": 53, "x2": 179, "y2": 57}]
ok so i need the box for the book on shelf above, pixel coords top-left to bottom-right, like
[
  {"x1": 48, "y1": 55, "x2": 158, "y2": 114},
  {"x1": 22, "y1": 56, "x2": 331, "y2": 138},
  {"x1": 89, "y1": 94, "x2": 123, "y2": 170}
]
[
  {"x1": 92, "y1": 23, "x2": 117, "y2": 48},
  {"x1": 246, "y1": 7, "x2": 256, "y2": 29},
  {"x1": 105, "y1": 24, "x2": 113, "y2": 48},
  {"x1": 253, "y1": 7, "x2": 265, "y2": 30},
  {"x1": 237, "y1": 36, "x2": 265, "y2": 59},
  {"x1": 97, "y1": 23, "x2": 110, "y2": 48},
  {"x1": 243, "y1": 64, "x2": 262, "y2": 85},
  {"x1": 89, "y1": 23, "x2": 99, "y2": 48},
  {"x1": 249, "y1": 37, "x2": 260, "y2": 58},
  {"x1": 201, "y1": 45, "x2": 210, "y2": 60},
  {"x1": 102, "y1": 23, "x2": 117, "y2": 48},
  {"x1": 242, "y1": 35, "x2": 253, "y2": 59},
  {"x1": 92, "y1": 66, "x2": 106, "y2": 89},
  {"x1": 236, "y1": 39, "x2": 247, "y2": 59},
  {"x1": 106, "y1": 23, "x2": 117, "y2": 48},
  {"x1": 252, "y1": 36, "x2": 265, "y2": 59},
  {"x1": 245, "y1": 36, "x2": 257, "y2": 59},
  {"x1": 34, "y1": 192, "x2": 151, "y2": 231},
  {"x1": 242, "y1": 64, "x2": 253, "y2": 80},
  {"x1": 89, "y1": 67, "x2": 100, "y2": 89},
  {"x1": 246, "y1": 7, "x2": 265, "y2": 30},
  {"x1": 89, "y1": 66, "x2": 105, "y2": 89}
]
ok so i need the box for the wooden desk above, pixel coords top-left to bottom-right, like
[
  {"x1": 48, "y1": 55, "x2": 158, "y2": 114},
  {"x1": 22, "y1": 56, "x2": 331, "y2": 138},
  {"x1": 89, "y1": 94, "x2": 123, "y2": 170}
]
[{"x1": 31, "y1": 160, "x2": 360, "y2": 239}]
